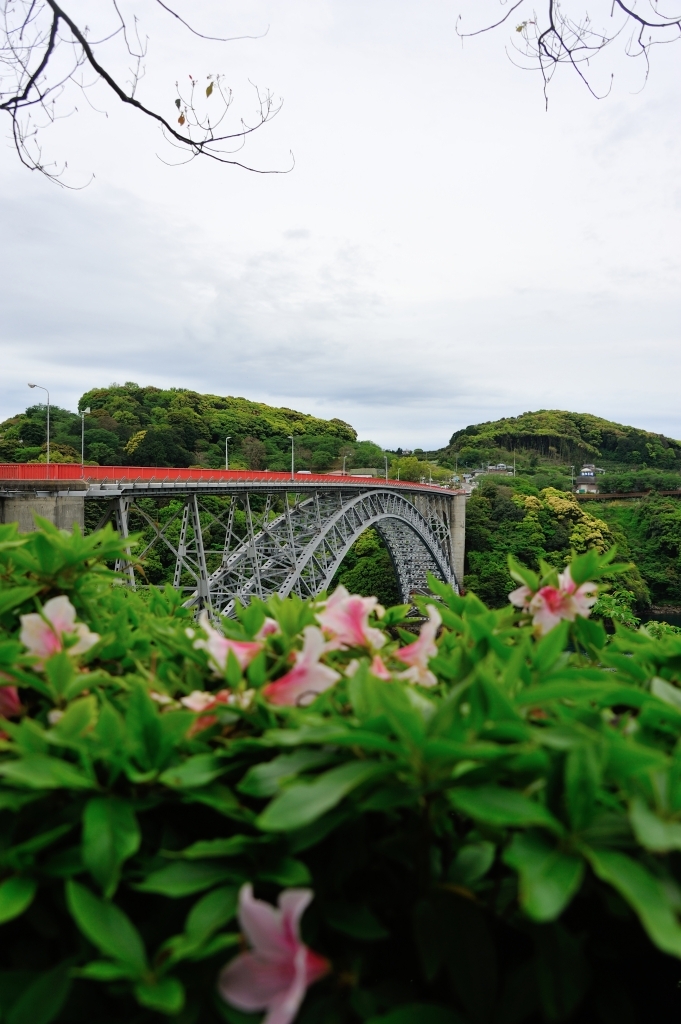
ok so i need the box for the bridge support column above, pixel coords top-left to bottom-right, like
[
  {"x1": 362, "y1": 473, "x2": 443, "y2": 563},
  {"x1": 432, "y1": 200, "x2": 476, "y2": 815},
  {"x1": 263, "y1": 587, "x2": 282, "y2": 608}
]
[
  {"x1": 0, "y1": 482, "x2": 86, "y2": 533},
  {"x1": 450, "y1": 493, "x2": 466, "y2": 588}
]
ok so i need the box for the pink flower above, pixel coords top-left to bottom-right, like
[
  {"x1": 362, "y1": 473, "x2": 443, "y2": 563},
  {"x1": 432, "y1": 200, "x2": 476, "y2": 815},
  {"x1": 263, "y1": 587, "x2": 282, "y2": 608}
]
[
  {"x1": 370, "y1": 654, "x2": 392, "y2": 680},
  {"x1": 194, "y1": 611, "x2": 262, "y2": 674},
  {"x1": 509, "y1": 568, "x2": 598, "y2": 635},
  {"x1": 0, "y1": 685, "x2": 22, "y2": 718},
  {"x1": 262, "y1": 627, "x2": 341, "y2": 707},
  {"x1": 219, "y1": 884, "x2": 329, "y2": 1024},
  {"x1": 180, "y1": 689, "x2": 233, "y2": 712},
  {"x1": 317, "y1": 586, "x2": 385, "y2": 650},
  {"x1": 20, "y1": 595, "x2": 99, "y2": 670},
  {"x1": 395, "y1": 605, "x2": 442, "y2": 687},
  {"x1": 256, "y1": 617, "x2": 280, "y2": 640},
  {"x1": 508, "y1": 584, "x2": 533, "y2": 610}
]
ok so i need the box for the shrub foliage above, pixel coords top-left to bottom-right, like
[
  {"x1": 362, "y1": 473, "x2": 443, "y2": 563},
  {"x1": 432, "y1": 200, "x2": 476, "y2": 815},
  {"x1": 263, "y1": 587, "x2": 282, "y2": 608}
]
[{"x1": 1, "y1": 524, "x2": 681, "y2": 1022}]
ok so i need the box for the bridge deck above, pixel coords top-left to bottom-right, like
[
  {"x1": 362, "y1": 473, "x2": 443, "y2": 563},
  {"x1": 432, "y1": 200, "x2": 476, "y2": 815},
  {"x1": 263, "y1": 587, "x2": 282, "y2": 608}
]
[{"x1": 0, "y1": 464, "x2": 462, "y2": 499}]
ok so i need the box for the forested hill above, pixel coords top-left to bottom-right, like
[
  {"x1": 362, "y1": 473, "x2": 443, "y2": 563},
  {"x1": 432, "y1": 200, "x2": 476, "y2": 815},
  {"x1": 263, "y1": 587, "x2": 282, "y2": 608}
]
[
  {"x1": 438, "y1": 410, "x2": 681, "y2": 469},
  {"x1": 0, "y1": 383, "x2": 385, "y2": 472}
]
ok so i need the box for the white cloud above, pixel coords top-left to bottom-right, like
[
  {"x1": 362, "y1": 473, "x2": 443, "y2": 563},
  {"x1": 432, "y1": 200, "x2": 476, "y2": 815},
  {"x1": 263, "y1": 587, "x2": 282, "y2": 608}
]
[{"x1": 1, "y1": 0, "x2": 680, "y2": 449}]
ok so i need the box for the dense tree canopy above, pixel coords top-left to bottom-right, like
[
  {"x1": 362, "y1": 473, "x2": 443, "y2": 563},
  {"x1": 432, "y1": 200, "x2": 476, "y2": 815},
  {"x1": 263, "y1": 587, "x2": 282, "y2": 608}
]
[
  {"x1": 0, "y1": 383, "x2": 390, "y2": 473},
  {"x1": 440, "y1": 410, "x2": 681, "y2": 471}
]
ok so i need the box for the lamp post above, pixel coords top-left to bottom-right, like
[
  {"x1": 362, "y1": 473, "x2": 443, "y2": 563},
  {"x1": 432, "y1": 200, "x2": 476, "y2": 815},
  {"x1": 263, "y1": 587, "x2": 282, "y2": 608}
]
[
  {"x1": 27, "y1": 383, "x2": 49, "y2": 477},
  {"x1": 342, "y1": 455, "x2": 347, "y2": 476},
  {"x1": 288, "y1": 435, "x2": 295, "y2": 481},
  {"x1": 225, "y1": 436, "x2": 232, "y2": 471},
  {"x1": 384, "y1": 455, "x2": 388, "y2": 481},
  {"x1": 81, "y1": 407, "x2": 90, "y2": 475},
  {"x1": 570, "y1": 465, "x2": 575, "y2": 487}
]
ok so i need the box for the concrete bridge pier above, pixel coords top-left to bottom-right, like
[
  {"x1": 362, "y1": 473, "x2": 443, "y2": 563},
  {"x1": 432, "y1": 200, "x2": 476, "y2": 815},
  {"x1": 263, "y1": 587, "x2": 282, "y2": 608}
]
[
  {"x1": 0, "y1": 481, "x2": 86, "y2": 533},
  {"x1": 412, "y1": 490, "x2": 466, "y2": 588}
]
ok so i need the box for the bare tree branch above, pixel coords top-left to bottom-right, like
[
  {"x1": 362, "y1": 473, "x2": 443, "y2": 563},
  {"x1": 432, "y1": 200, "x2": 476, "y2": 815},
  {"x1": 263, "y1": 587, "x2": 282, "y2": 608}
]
[
  {"x1": 458, "y1": 0, "x2": 681, "y2": 101},
  {"x1": 0, "y1": 0, "x2": 288, "y2": 184}
]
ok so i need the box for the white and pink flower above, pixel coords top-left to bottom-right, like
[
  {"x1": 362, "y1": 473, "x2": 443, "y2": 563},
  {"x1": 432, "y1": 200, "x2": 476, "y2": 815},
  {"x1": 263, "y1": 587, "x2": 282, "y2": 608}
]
[
  {"x1": 256, "y1": 617, "x2": 280, "y2": 640},
  {"x1": 369, "y1": 654, "x2": 392, "y2": 680},
  {"x1": 194, "y1": 611, "x2": 262, "y2": 674},
  {"x1": 317, "y1": 586, "x2": 385, "y2": 651},
  {"x1": 19, "y1": 595, "x2": 99, "y2": 670},
  {"x1": 262, "y1": 626, "x2": 340, "y2": 707},
  {"x1": 219, "y1": 884, "x2": 329, "y2": 1024},
  {"x1": 509, "y1": 568, "x2": 598, "y2": 635},
  {"x1": 395, "y1": 605, "x2": 442, "y2": 687},
  {"x1": 180, "y1": 689, "x2": 233, "y2": 712}
]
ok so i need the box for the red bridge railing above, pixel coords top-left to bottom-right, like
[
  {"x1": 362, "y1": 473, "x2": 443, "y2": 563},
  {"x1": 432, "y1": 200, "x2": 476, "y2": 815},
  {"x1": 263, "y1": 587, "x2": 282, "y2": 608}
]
[{"x1": 0, "y1": 464, "x2": 461, "y2": 494}]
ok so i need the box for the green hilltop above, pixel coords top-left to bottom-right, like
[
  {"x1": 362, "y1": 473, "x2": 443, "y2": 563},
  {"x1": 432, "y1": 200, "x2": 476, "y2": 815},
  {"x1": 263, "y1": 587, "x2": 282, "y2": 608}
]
[
  {"x1": 0, "y1": 383, "x2": 385, "y2": 473},
  {"x1": 437, "y1": 409, "x2": 681, "y2": 470}
]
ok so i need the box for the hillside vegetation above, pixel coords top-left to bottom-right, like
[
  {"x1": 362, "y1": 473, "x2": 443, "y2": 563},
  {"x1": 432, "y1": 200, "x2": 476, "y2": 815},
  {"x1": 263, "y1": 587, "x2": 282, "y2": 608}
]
[
  {"x1": 0, "y1": 383, "x2": 386, "y2": 473},
  {"x1": 437, "y1": 409, "x2": 681, "y2": 470}
]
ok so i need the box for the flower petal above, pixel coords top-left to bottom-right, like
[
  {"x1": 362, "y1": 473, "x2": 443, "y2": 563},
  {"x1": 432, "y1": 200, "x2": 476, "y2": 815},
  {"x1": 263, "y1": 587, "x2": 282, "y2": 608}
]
[
  {"x1": 218, "y1": 952, "x2": 293, "y2": 1011},
  {"x1": 42, "y1": 595, "x2": 77, "y2": 633},
  {"x1": 237, "y1": 883, "x2": 289, "y2": 958},
  {"x1": 279, "y1": 889, "x2": 313, "y2": 945}
]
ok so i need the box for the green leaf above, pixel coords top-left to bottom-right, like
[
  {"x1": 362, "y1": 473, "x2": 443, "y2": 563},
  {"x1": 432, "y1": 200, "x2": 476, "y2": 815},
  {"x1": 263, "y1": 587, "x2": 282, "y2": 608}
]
[
  {"x1": 259, "y1": 857, "x2": 311, "y2": 886},
  {"x1": 6, "y1": 962, "x2": 71, "y2": 1024},
  {"x1": 507, "y1": 554, "x2": 539, "y2": 592},
  {"x1": 185, "y1": 886, "x2": 239, "y2": 946},
  {"x1": 2, "y1": 823, "x2": 73, "y2": 870},
  {"x1": 65, "y1": 881, "x2": 147, "y2": 973},
  {"x1": 449, "y1": 842, "x2": 495, "y2": 885},
  {"x1": 532, "y1": 620, "x2": 570, "y2": 673},
  {"x1": 564, "y1": 742, "x2": 601, "y2": 831},
  {"x1": 650, "y1": 676, "x2": 681, "y2": 711},
  {"x1": 238, "y1": 749, "x2": 336, "y2": 797},
  {"x1": 134, "y1": 976, "x2": 185, "y2": 1015},
  {"x1": 629, "y1": 796, "x2": 681, "y2": 852},
  {"x1": 0, "y1": 754, "x2": 95, "y2": 790},
  {"x1": 448, "y1": 786, "x2": 564, "y2": 834},
  {"x1": 48, "y1": 696, "x2": 98, "y2": 743},
  {"x1": 0, "y1": 586, "x2": 39, "y2": 618},
  {"x1": 325, "y1": 902, "x2": 388, "y2": 940},
  {"x1": 167, "y1": 836, "x2": 268, "y2": 859},
  {"x1": 0, "y1": 876, "x2": 37, "y2": 924},
  {"x1": 585, "y1": 848, "x2": 681, "y2": 958},
  {"x1": 135, "y1": 861, "x2": 241, "y2": 897},
  {"x1": 43, "y1": 653, "x2": 76, "y2": 699},
  {"x1": 159, "y1": 753, "x2": 226, "y2": 789},
  {"x1": 82, "y1": 797, "x2": 141, "y2": 897},
  {"x1": 76, "y1": 960, "x2": 138, "y2": 981},
  {"x1": 257, "y1": 760, "x2": 389, "y2": 832},
  {"x1": 503, "y1": 831, "x2": 584, "y2": 921},
  {"x1": 125, "y1": 683, "x2": 163, "y2": 772}
]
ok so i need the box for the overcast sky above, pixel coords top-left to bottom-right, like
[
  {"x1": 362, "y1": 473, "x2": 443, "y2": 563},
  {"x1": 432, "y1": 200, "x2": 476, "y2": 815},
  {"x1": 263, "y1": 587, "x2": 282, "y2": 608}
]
[{"x1": 1, "y1": 0, "x2": 680, "y2": 449}]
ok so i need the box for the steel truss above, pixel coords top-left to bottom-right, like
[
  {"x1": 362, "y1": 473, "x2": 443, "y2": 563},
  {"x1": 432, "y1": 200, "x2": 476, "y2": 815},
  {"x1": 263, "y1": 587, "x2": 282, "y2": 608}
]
[{"x1": 90, "y1": 484, "x2": 460, "y2": 618}]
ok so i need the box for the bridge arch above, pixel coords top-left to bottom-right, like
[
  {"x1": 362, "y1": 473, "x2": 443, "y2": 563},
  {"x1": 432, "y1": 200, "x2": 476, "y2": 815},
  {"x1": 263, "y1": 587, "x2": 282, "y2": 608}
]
[{"x1": 197, "y1": 488, "x2": 457, "y2": 616}]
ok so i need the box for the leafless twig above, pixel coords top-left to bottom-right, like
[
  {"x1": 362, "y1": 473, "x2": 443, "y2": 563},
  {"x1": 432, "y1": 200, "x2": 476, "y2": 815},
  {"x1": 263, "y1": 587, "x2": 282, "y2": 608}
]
[{"x1": 0, "y1": 0, "x2": 287, "y2": 185}]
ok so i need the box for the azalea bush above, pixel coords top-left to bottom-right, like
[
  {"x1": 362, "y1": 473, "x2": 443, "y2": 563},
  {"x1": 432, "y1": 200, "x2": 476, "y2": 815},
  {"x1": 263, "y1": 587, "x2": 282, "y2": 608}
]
[{"x1": 4, "y1": 523, "x2": 681, "y2": 1022}]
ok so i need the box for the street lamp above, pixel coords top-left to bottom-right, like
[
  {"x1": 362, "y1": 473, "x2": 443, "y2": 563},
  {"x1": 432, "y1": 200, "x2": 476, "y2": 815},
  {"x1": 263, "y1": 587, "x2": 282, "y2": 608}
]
[
  {"x1": 342, "y1": 455, "x2": 347, "y2": 476},
  {"x1": 225, "y1": 436, "x2": 232, "y2": 471},
  {"x1": 384, "y1": 455, "x2": 388, "y2": 481},
  {"x1": 27, "y1": 383, "x2": 49, "y2": 476},
  {"x1": 288, "y1": 435, "x2": 295, "y2": 481},
  {"x1": 81, "y1": 407, "x2": 90, "y2": 474}
]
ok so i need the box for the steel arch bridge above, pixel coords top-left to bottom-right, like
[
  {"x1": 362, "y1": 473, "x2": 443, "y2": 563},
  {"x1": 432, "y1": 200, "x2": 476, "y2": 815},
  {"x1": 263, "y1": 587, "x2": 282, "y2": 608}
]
[{"x1": 85, "y1": 474, "x2": 466, "y2": 617}]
